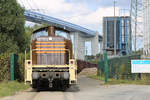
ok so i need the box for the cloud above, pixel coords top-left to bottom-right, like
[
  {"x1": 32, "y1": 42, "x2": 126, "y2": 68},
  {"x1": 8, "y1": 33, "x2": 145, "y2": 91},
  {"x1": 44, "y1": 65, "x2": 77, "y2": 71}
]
[
  {"x1": 66, "y1": 0, "x2": 130, "y2": 9},
  {"x1": 17, "y1": 0, "x2": 143, "y2": 50},
  {"x1": 63, "y1": 7, "x2": 120, "y2": 34},
  {"x1": 18, "y1": 0, "x2": 91, "y2": 15}
]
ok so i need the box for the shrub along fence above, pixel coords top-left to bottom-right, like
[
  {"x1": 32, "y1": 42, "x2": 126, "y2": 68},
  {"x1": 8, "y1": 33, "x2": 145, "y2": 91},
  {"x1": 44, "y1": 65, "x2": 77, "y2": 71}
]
[
  {"x1": 97, "y1": 55, "x2": 141, "y2": 80},
  {"x1": 0, "y1": 53, "x2": 10, "y2": 81},
  {"x1": 0, "y1": 53, "x2": 26, "y2": 82}
]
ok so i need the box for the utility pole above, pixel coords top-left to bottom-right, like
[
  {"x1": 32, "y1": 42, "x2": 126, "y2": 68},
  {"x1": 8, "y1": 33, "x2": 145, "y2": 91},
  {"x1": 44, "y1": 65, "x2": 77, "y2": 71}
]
[
  {"x1": 114, "y1": 0, "x2": 117, "y2": 55},
  {"x1": 130, "y1": 0, "x2": 133, "y2": 54},
  {"x1": 114, "y1": 0, "x2": 116, "y2": 16},
  {"x1": 135, "y1": 0, "x2": 137, "y2": 52}
]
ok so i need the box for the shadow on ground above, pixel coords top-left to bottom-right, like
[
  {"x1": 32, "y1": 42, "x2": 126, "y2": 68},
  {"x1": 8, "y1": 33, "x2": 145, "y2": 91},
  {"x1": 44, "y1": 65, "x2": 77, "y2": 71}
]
[{"x1": 28, "y1": 85, "x2": 80, "y2": 92}]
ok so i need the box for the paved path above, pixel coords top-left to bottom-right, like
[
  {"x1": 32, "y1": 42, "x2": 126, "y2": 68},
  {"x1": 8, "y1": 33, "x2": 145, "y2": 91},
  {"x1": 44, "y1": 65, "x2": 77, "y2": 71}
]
[{"x1": 1, "y1": 76, "x2": 150, "y2": 100}]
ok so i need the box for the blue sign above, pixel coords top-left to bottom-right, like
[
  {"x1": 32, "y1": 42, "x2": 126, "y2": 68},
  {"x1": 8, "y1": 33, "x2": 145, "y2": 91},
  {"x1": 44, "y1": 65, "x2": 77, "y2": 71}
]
[{"x1": 131, "y1": 60, "x2": 150, "y2": 64}]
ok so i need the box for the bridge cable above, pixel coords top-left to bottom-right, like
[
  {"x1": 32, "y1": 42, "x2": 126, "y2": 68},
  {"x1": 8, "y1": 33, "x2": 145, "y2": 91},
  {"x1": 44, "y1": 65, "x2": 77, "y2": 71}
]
[
  {"x1": 17, "y1": 0, "x2": 25, "y2": 8},
  {"x1": 32, "y1": 0, "x2": 40, "y2": 12},
  {"x1": 32, "y1": 0, "x2": 45, "y2": 14},
  {"x1": 26, "y1": 0, "x2": 33, "y2": 10}
]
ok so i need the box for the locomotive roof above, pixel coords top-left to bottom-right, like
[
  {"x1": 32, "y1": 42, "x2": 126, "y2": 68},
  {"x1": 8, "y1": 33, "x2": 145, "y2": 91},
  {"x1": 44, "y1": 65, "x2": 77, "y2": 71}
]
[{"x1": 33, "y1": 26, "x2": 70, "y2": 34}]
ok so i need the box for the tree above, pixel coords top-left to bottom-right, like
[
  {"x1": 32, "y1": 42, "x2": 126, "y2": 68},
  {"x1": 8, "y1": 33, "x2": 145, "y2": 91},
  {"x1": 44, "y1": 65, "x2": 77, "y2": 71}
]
[
  {"x1": 0, "y1": 0, "x2": 25, "y2": 52},
  {"x1": 24, "y1": 26, "x2": 33, "y2": 51},
  {"x1": 0, "y1": 33, "x2": 19, "y2": 53},
  {"x1": 24, "y1": 24, "x2": 49, "y2": 51}
]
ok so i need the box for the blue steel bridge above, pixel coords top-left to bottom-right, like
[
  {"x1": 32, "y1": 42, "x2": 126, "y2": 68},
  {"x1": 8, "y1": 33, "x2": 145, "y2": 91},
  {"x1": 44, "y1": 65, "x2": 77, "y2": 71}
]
[{"x1": 24, "y1": 10, "x2": 96, "y2": 37}]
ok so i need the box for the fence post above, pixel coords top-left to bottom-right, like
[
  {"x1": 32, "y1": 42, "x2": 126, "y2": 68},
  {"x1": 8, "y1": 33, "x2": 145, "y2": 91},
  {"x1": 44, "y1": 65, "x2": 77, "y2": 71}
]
[
  {"x1": 10, "y1": 53, "x2": 15, "y2": 81},
  {"x1": 97, "y1": 61, "x2": 101, "y2": 76},
  {"x1": 104, "y1": 52, "x2": 108, "y2": 83}
]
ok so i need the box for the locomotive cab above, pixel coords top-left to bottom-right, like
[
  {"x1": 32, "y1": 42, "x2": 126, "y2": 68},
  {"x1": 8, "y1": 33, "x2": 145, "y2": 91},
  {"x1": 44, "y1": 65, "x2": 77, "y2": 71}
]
[{"x1": 25, "y1": 26, "x2": 77, "y2": 89}]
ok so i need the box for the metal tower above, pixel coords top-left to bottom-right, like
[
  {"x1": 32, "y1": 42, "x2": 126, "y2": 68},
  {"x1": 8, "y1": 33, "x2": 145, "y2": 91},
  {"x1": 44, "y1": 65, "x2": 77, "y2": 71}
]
[{"x1": 130, "y1": 0, "x2": 143, "y2": 52}]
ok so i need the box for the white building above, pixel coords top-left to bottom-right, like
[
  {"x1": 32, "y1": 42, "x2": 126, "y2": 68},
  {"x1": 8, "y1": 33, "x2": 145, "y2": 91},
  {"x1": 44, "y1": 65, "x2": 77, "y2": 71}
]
[{"x1": 143, "y1": 0, "x2": 150, "y2": 56}]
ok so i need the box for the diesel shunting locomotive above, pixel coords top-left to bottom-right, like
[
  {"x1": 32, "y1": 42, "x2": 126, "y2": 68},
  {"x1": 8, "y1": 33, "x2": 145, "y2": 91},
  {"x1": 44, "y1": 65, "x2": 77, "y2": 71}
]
[{"x1": 25, "y1": 26, "x2": 77, "y2": 89}]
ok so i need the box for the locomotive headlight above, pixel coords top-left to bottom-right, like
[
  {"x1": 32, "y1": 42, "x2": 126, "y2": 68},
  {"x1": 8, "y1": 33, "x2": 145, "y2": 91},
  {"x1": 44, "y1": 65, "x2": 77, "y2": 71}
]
[
  {"x1": 63, "y1": 72, "x2": 69, "y2": 79},
  {"x1": 32, "y1": 72, "x2": 39, "y2": 79},
  {"x1": 69, "y1": 60, "x2": 74, "y2": 65},
  {"x1": 49, "y1": 37, "x2": 52, "y2": 40}
]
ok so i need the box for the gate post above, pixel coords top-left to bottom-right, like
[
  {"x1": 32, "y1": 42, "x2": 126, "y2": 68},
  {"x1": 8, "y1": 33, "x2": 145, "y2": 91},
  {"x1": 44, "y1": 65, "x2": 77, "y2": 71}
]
[
  {"x1": 10, "y1": 53, "x2": 15, "y2": 81},
  {"x1": 104, "y1": 52, "x2": 108, "y2": 83}
]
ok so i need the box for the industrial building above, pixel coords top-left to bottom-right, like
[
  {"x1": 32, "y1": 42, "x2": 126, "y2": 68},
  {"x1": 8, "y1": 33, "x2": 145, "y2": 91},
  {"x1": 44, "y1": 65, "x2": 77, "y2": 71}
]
[
  {"x1": 103, "y1": 16, "x2": 132, "y2": 56},
  {"x1": 143, "y1": 0, "x2": 150, "y2": 56}
]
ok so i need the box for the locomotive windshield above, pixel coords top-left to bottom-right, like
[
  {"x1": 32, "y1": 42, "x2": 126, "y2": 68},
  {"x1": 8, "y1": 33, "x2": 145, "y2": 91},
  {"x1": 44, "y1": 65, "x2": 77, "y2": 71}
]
[
  {"x1": 55, "y1": 30, "x2": 68, "y2": 39},
  {"x1": 32, "y1": 29, "x2": 48, "y2": 40},
  {"x1": 32, "y1": 27, "x2": 70, "y2": 40}
]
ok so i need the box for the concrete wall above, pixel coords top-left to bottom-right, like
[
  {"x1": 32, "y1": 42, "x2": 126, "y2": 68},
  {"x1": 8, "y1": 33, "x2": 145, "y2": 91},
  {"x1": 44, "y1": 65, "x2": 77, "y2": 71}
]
[
  {"x1": 91, "y1": 32, "x2": 99, "y2": 55},
  {"x1": 71, "y1": 31, "x2": 101, "y2": 60},
  {"x1": 99, "y1": 39, "x2": 103, "y2": 54},
  {"x1": 71, "y1": 32, "x2": 85, "y2": 60},
  {"x1": 83, "y1": 32, "x2": 100, "y2": 56}
]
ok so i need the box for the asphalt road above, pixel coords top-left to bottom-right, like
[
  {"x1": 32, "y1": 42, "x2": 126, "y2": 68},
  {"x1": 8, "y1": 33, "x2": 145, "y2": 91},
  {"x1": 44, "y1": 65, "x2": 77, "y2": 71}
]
[{"x1": 1, "y1": 76, "x2": 150, "y2": 100}]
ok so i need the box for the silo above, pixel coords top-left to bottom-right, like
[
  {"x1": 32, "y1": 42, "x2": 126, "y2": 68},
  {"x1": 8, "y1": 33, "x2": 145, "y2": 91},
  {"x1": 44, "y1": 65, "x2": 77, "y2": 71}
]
[{"x1": 103, "y1": 16, "x2": 132, "y2": 56}]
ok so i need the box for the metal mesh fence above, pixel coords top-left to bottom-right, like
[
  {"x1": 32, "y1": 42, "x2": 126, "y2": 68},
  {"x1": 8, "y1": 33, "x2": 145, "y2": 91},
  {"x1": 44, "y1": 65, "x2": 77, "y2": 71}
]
[
  {"x1": 98, "y1": 55, "x2": 141, "y2": 80},
  {"x1": 0, "y1": 53, "x2": 25, "y2": 82}
]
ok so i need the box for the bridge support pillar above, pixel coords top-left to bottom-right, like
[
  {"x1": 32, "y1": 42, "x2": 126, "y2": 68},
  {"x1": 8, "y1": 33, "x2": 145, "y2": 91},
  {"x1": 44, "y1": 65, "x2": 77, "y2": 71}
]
[{"x1": 71, "y1": 32, "x2": 100, "y2": 60}]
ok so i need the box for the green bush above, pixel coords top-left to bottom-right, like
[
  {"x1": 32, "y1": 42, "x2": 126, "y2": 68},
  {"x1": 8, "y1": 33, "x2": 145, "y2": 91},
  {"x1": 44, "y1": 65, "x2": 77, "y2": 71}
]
[
  {"x1": 0, "y1": 52, "x2": 30, "y2": 82},
  {"x1": 0, "y1": 53, "x2": 10, "y2": 81},
  {"x1": 17, "y1": 52, "x2": 30, "y2": 81},
  {"x1": 17, "y1": 53, "x2": 25, "y2": 81}
]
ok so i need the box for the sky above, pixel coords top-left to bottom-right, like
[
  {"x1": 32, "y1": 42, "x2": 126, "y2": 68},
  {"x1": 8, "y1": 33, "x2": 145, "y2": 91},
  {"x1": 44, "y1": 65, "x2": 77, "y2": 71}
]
[
  {"x1": 17, "y1": 0, "x2": 131, "y2": 35},
  {"x1": 17, "y1": 0, "x2": 143, "y2": 51}
]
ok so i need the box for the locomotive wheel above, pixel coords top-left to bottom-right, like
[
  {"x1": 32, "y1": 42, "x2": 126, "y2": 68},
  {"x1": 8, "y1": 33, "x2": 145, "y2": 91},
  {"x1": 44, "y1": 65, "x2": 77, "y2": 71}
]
[
  {"x1": 32, "y1": 80, "x2": 38, "y2": 89},
  {"x1": 61, "y1": 80, "x2": 70, "y2": 91}
]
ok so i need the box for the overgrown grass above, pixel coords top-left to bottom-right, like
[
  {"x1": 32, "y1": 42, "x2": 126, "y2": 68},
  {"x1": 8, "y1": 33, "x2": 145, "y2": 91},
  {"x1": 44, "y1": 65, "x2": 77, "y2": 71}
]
[
  {"x1": 88, "y1": 75, "x2": 150, "y2": 85},
  {"x1": 0, "y1": 81, "x2": 30, "y2": 97}
]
